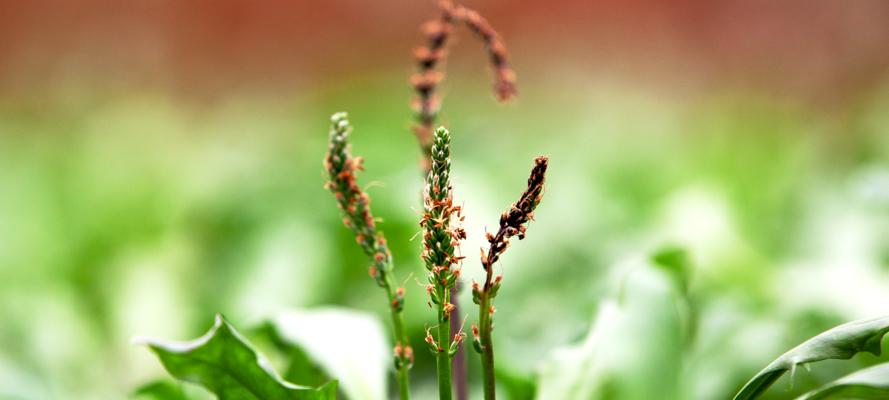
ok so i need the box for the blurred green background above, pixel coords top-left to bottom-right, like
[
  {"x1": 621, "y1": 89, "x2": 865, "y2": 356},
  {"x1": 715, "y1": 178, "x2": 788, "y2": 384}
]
[{"x1": 2, "y1": 0, "x2": 889, "y2": 399}]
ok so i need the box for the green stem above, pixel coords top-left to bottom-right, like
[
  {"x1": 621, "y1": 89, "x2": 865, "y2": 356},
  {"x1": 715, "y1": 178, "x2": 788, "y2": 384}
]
[
  {"x1": 391, "y1": 310, "x2": 410, "y2": 400},
  {"x1": 437, "y1": 287, "x2": 453, "y2": 400},
  {"x1": 385, "y1": 275, "x2": 411, "y2": 400},
  {"x1": 479, "y1": 294, "x2": 496, "y2": 400}
]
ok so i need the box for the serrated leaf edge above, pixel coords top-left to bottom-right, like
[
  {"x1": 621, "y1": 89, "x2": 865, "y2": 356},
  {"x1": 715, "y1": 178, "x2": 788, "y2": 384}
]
[
  {"x1": 134, "y1": 314, "x2": 333, "y2": 394},
  {"x1": 733, "y1": 315, "x2": 889, "y2": 400}
]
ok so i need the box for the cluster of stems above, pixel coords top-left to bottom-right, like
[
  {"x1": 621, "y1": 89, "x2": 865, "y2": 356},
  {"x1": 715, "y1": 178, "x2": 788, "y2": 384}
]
[
  {"x1": 420, "y1": 127, "x2": 467, "y2": 400},
  {"x1": 324, "y1": 119, "x2": 548, "y2": 400},
  {"x1": 473, "y1": 156, "x2": 548, "y2": 400},
  {"x1": 323, "y1": 112, "x2": 412, "y2": 400},
  {"x1": 410, "y1": 3, "x2": 517, "y2": 399},
  {"x1": 324, "y1": 3, "x2": 534, "y2": 400}
]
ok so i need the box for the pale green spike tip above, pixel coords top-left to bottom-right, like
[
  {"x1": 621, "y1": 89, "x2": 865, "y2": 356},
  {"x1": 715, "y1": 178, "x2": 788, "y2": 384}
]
[{"x1": 331, "y1": 111, "x2": 349, "y2": 124}]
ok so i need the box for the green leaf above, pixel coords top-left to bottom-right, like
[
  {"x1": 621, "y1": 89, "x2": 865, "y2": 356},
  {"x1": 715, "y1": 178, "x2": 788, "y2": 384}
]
[
  {"x1": 733, "y1": 315, "x2": 889, "y2": 400},
  {"x1": 136, "y1": 314, "x2": 337, "y2": 400},
  {"x1": 798, "y1": 362, "x2": 889, "y2": 400}
]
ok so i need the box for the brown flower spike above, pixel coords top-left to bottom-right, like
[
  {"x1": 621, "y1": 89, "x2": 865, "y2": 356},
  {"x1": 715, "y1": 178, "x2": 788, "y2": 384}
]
[
  {"x1": 481, "y1": 156, "x2": 548, "y2": 278},
  {"x1": 474, "y1": 156, "x2": 548, "y2": 400},
  {"x1": 411, "y1": 0, "x2": 518, "y2": 170}
]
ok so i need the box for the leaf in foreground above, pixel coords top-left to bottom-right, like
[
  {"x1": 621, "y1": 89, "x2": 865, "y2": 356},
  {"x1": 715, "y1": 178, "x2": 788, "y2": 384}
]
[
  {"x1": 798, "y1": 362, "x2": 889, "y2": 400},
  {"x1": 135, "y1": 314, "x2": 337, "y2": 400},
  {"x1": 733, "y1": 315, "x2": 889, "y2": 400}
]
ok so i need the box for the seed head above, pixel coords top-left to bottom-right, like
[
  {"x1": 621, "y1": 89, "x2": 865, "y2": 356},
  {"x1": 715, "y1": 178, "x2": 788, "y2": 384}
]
[
  {"x1": 482, "y1": 156, "x2": 548, "y2": 271},
  {"x1": 324, "y1": 112, "x2": 394, "y2": 282},
  {"x1": 410, "y1": 0, "x2": 519, "y2": 171},
  {"x1": 421, "y1": 127, "x2": 463, "y2": 292}
]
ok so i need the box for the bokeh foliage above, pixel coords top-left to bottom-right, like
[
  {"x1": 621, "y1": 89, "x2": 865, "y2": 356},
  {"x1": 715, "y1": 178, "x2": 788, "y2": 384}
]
[{"x1": 2, "y1": 73, "x2": 889, "y2": 398}]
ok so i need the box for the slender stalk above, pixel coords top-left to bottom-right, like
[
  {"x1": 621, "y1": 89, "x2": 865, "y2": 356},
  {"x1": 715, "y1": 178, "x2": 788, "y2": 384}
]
[
  {"x1": 477, "y1": 294, "x2": 495, "y2": 399},
  {"x1": 421, "y1": 127, "x2": 465, "y2": 400},
  {"x1": 473, "y1": 156, "x2": 548, "y2": 400},
  {"x1": 386, "y1": 276, "x2": 414, "y2": 400},
  {"x1": 451, "y1": 282, "x2": 468, "y2": 400},
  {"x1": 324, "y1": 112, "x2": 412, "y2": 399},
  {"x1": 437, "y1": 288, "x2": 453, "y2": 400}
]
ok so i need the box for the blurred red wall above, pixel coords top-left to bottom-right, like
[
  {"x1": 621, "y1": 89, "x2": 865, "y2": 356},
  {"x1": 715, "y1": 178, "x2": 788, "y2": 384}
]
[{"x1": 1, "y1": 0, "x2": 888, "y2": 101}]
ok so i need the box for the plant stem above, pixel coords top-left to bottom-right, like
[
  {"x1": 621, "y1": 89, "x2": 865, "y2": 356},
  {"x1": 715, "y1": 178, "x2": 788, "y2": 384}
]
[
  {"x1": 437, "y1": 287, "x2": 453, "y2": 400},
  {"x1": 386, "y1": 276, "x2": 411, "y2": 400},
  {"x1": 451, "y1": 284, "x2": 468, "y2": 400},
  {"x1": 478, "y1": 292, "x2": 496, "y2": 400}
]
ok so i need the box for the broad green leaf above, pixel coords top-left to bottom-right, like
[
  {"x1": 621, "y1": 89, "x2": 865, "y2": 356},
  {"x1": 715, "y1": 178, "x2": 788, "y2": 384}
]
[
  {"x1": 136, "y1": 314, "x2": 337, "y2": 400},
  {"x1": 798, "y1": 362, "x2": 889, "y2": 400},
  {"x1": 733, "y1": 316, "x2": 889, "y2": 400},
  {"x1": 259, "y1": 308, "x2": 388, "y2": 400}
]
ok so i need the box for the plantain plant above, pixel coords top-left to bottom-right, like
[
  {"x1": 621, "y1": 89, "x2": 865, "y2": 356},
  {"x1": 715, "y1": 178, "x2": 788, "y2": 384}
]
[
  {"x1": 128, "y1": 2, "x2": 889, "y2": 399},
  {"x1": 133, "y1": 1, "x2": 551, "y2": 399},
  {"x1": 322, "y1": 115, "x2": 546, "y2": 400},
  {"x1": 137, "y1": 3, "x2": 885, "y2": 400}
]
